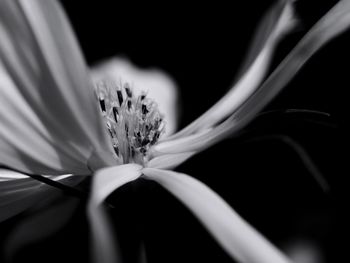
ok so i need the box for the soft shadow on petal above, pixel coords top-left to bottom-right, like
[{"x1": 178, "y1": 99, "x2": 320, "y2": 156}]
[
  {"x1": 91, "y1": 58, "x2": 179, "y2": 136},
  {"x1": 143, "y1": 168, "x2": 292, "y2": 263},
  {"x1": 88, "y1": 164, "x2": 142, "y2": 263},
  {"x1": 154, "y1": 0, "x2": 350, "y2": 157},
  {"x1": 0, "y1": 181, "x2": 42, "y2": 223},
  {"x1": 0, "y1": 169, "x2": 82, "y2": 222},
  {"x1": 166, "y1": 0, "x2": 297, "y2": 140},
  {"x1": 0, "y1": 64, "x2": 89, "y2": 174},
  {"x1": 0, "y1": 0, "x2": 112, "y2": 174},
  {"x1": 3, "y1": 188, "x2": 80, "y2": 262}
]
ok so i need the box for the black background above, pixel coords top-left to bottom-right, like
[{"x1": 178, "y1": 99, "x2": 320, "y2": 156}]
[{"x1": 1, "y1": 0, "x2": 349, "y2": 262}]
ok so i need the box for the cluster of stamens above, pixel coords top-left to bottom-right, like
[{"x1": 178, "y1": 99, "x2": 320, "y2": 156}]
[{"x1": 95, "y1": 80, "x2": 165, "y2": 165}]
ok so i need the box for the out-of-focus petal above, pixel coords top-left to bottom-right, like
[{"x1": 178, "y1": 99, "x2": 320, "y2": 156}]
[
  {"x1": 0, "y1": 169, "x2": 82, "y2": 222},
  {"x1": 88, "y1": 164, "x2": 143, "y2": 263},
  {"x1": 143, "y1": 168, "x2": 292, "y2": 263},
  {"x1": 3, "y1": 194, "x2": 80, "y2": 262},
  {"x1": 229, "y1": 0, "x2": 350, "y2": 129},
  {"x1": 166, "y1": 0, "x2": 297, "y2": 140},
  {"x1": 284, "y1": 239, "x2": 324, "y2": 263},
  {"x1": 154, "y1": 0, "x2": 350, "y2": 157},
  {"x1": 0, "y1": 181, "x2": 42, "y2": 222},
  {"x1": 91, "y1": 58, "x2": 179, "y2": 135},
  {"x1": 0, "y1": 0, "x2": 112, "y2": 175},
  {"x1": 235, "y1": 0, "x2": 296, "y2": 79}
]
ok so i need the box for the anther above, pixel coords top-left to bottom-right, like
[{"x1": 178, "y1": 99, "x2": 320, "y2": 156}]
[
  {"x1": 113, "y1": 144, "x2": 119, "y2": 156},
  {"x1": 117, "y1": 90, "x2": 123, "y2": 106},
  {"x1": 107, "y1": 128, "x2": 113, "y2": 138},
  {"x1": 112, "y1": 107, "x2": 119, "y2": 122},
  {"x1": 140, "y1": 148, "x2": 147, "y2": 155},
  {"x1": 124, "y1": 83, "x2": 132, "y2": 98},
  {"x1": 142, "y1": 104, "x2": 149, "y2": 115},
  {"x1": 142, "y1": 138, "x2": 150, "y2": 146},
  {"x1": 151, "y1": 131, "x2": 160, "y2": 145},
  {"x1": 99, "y1": 99, "x2": 106, "y2": 113}
]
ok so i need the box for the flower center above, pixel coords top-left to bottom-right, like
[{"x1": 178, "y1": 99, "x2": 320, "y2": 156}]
[{"x1": 95, "y1": 80, "x2": 165, "y2": 165}]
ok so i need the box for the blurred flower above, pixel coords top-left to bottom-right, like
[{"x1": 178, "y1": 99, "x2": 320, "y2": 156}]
[
  {"x1": 1, "y1": 0, "x2": 350, "y2": 263},
  {"x1": 284, "y1": 239, "x2": 324, "y2": 263}
]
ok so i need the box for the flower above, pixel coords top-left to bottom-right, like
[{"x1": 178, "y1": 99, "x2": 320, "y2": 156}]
[{"x1": 1, "y1": 0, "x2": 350, "y2": 263}]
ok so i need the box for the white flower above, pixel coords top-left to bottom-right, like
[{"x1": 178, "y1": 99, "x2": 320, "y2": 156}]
[{"x1": 1, "y1": 0, "x2": 350, "y2": 263}]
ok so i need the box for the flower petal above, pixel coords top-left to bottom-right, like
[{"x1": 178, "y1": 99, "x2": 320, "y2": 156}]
[
  {"x1": 142, "y1": 168, "x2": 292, "y2": 263},
  {"x1": 0, "y1": 168, "x2": 81, "y2": 222},
  {"x1": 91, "y1": 57, "x2": 179, "y2": 135},
  {"x1": 89, "y1": 164, "x2": 143, "y2": 206},
  {"x1": 166, "y1": 0, "x2": 297, "y2": 140},
  {"x1": 284, "y1": 239, "x2": 323, "y2": 263},
  {"x1": 154, "y1": 0, "x2": 350, "y2": 157},
  {"x1": 152, "y1": 128, "x2": 214, "y2": 156},
  {"x1": 88, "y1": 164, "x2": 143, "y2": 263},
  {"x1": 3, "y1": 192, "x2": 79, "y2": 261},
  {"x1": 0, "y1": 180, "x2": 42, "y2": 222},
  {"x1": 0, "y1": 0, "x2": 112, "y2": 174},
  {"x1": 231, "y1": 0, "x2": 350, "y2": 128},
  {"x1": 147, "y1": 152, "x2": 195, "y2": 170}
]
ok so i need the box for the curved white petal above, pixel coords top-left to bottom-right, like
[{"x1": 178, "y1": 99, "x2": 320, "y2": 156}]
[
  {"x1": 89, "y1": 164, "x2": 142, "y2": 206},
  {"x1": 88, "y1": 164, "x2": 143, "y2": 263},
  {"x1": 166, "y1": 0, "x2": 297, "y2": 140},
  {"x1": 154, "y1": 0, "x2": 350, "y2": 157},
  {"x1": 91, "y1": 57, "x2": 179, "y2": 136},
  {"x1": 152, "y1": 128, "x2": 212, "y2": 156},
  {"x1": 143, "y1": 168, "x2": 292, "y2": 263},
  {"x1": 0, "y1": 0, "x2": 112, "y2": 174},
  {"x1": 147, "y1": 152, "x2": 195, "y2": 170},
  {"x1": 231, "y1": 0, "x2": 350, "y2": 127}
]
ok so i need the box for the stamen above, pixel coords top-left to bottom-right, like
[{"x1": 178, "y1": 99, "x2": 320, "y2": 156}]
[
  {"x1": 117, "y1": 90, "x2": 124, "y2": 106},
  {"x1": 99, "y1": 99, "x2": 106, "y2": 113},
  {"x1": 113, "y1": 144, "x2": 119, "y2": 157},
  {"x1": 112, "y1": 107, "x2": 119, "y2": 122},
  {"x1": 142, "y1": 104, "x2": 149, "y2": 115},
  {"x1": 124, "y1": 83, "x2": 133, "y2": 98},
  {"x1": 95, "y1": 80, "x2": 165, "y2": 165}
]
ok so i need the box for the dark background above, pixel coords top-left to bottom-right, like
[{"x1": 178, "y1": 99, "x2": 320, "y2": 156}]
[{"x1": 1, "y1": 0, "x2": 349, "y2": 262}]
